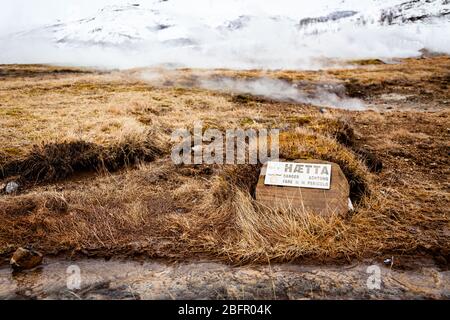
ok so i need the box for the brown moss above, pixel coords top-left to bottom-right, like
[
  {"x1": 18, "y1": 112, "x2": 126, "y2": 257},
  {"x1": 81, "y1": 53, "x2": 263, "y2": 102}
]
[
  {"x1": 348, "y1": 59, "x2": 386, "y2": 66},
  {"x1": 231, "y1": 94, "x2": 268, "y2": 104},
  {"x1": 285, "y1": 115, "x2": 313, "y2": 126}
]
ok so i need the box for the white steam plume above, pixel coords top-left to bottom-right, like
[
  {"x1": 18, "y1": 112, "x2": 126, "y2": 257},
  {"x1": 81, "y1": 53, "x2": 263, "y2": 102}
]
[{"x1": 139, "y1": 71, "x2": 365, "y2": 110}]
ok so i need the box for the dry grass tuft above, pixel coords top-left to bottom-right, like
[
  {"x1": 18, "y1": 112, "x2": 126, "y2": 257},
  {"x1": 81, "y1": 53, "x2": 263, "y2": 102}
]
[
  {"x1": 221, "y1": 190, "x2": 357, "y2": 263},
  {"x1": 277, "y1": 128, "x2": 371, "y2": 202},
  {"x1": 0, "y1": 133, "x2": 164, "y2": 184}
]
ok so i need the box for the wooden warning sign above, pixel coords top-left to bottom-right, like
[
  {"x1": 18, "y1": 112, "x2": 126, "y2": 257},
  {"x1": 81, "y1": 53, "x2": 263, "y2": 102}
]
[{"x1": 255, "y1": 159, "x2": 350, "y2": 216}]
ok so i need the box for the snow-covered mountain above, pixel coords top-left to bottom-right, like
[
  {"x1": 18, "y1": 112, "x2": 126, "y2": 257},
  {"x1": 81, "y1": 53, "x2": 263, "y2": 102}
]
[
  {"x1": 18, "y1": 4, "x2": 175, "y2": 46},
  {"x1": 16, "y1": 0, "x2": 449, "y2": 47},
  {"x1": 380, "y1": 0, "x2": 450, "y2": 24},
  {"x1": 2, "y1": 0, "x2": 449, "y2": 68},
  {"x1": 297, "y1": 0, "x2": 449, "y2": 35}
]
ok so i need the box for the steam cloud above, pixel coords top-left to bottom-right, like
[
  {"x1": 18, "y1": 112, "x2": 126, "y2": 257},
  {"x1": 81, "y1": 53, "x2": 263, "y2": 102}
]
[
  {"x1": 2, "y1": 1, "x2": 448, "y2": 110},
  {"x1": 199, "y1": 77, "x2": 365, "y2": 110},
  {"x1": 139, "y1": 71, "x2": 365, "y2": 110},
  {"x1": 0, "y1": 4, "x2": 449, "y2": 70}
]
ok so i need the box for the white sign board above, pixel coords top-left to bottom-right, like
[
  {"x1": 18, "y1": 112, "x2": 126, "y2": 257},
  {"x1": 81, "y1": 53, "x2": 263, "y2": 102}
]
[{"x1": 264, "y1": 161, "x2": 332, "y2": 190}]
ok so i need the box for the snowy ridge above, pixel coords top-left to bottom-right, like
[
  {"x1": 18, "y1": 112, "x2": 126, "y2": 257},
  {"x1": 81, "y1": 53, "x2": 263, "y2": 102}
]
[
  {"x1": 14, "y1": 0, "x2": 450, "y2": 48},
  {"x1": 1, "y1": 0, "x2": 449, "y2": 68},
  {"x1": 298, "y1": 0, "x2": 450, "y2": 35}
]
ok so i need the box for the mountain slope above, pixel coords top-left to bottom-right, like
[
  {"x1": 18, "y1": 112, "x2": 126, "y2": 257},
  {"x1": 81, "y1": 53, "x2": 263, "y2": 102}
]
[
  {"x1": 2, "y1": 0, "x2": 449, "y2": 68},
  {"x1": 16, "y1": 0, "x2": 450, "y2": 47}
]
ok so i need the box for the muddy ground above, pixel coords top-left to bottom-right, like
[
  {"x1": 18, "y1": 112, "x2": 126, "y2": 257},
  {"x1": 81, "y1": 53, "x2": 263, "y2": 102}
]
[{"x1": 1, "y1": 258, "x2": 449, "y2": 299}]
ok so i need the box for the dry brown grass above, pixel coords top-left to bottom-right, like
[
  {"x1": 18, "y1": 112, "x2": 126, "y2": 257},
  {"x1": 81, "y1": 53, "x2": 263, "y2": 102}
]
[
  {"x1": 142, "y1": 56, "x2": 450, "y2": 107},
  {"x1": 0, "y1": 58, "x2": 449, "y2": 267},
  {"x1": 0, "y1": 132, "x2": 163, "y2": 184}
]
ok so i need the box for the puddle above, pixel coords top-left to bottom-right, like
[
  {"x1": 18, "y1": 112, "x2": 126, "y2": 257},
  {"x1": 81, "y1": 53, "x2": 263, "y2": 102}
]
[{"x1": 1, "y1": 258, "x2": 449, "y2": 299}]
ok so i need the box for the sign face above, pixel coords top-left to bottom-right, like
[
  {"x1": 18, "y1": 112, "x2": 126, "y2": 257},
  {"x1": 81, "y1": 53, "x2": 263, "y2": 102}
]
[{"x1": 264, "y1": 161, "x2": 332, "y2": 190}]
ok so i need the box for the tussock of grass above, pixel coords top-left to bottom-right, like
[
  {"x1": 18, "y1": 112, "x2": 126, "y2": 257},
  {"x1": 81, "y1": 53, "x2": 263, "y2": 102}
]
[
  {"x1": 180, "y1": 152, "x2": 445, "y2": 264},
  {"x1": 166, "y1": 129, "x2": 373, "y2": 263},
  {"x1": 222, "y1": 190, "x2": 356, "y2": 262},
  {"x1": 308, "y1": 117, "x2": 356, "y2": 146},
  {"x1": 0, "y1": 133, "x2": 164, "y2": 183},
  {"x1": 277, "y1": 128, "x2": 370, "y2": 202}
]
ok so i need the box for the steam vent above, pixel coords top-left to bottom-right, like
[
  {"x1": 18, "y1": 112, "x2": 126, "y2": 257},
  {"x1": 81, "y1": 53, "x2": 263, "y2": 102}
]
[{"x1": 255, "y1": 159, "x2": 350, "y2": 216}]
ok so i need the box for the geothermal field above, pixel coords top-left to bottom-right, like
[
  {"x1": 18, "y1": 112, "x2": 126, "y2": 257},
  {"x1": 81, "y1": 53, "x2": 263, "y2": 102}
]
[{"x1": 0, "y1": 0, "x2": 449, "y2": 301}]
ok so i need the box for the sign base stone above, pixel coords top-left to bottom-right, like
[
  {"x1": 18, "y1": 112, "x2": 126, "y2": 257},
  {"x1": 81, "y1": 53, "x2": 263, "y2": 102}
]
[{"x1": 255, "y1": 159, "x2": 350, "y2": 216}]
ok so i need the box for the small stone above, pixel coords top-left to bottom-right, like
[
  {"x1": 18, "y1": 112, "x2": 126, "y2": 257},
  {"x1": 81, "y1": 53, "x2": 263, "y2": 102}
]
[
  {"x1": 383, "y1": 257, "x2": 394, "y2": 266},
  {"x1": 348, "y1": 198, "x2": 354, "y2": 211},
  {"x1": 5, "y1": 181, "x2": 19, "y2": 194},
  {"x1": 10, "y1": 247, "x2": 43, "y2": 270}
]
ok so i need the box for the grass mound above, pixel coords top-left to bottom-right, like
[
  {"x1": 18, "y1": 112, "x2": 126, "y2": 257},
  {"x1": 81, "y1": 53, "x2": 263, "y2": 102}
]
[
  {"x1": 166, "y1": 128, "x2": 373, "y2": 263},
  {"x1": 0, "y1": 134, "x2": 164, "y2": 184},
  {"x1": 277, "y1": 128, "x2": 371, "y2": 202}
]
